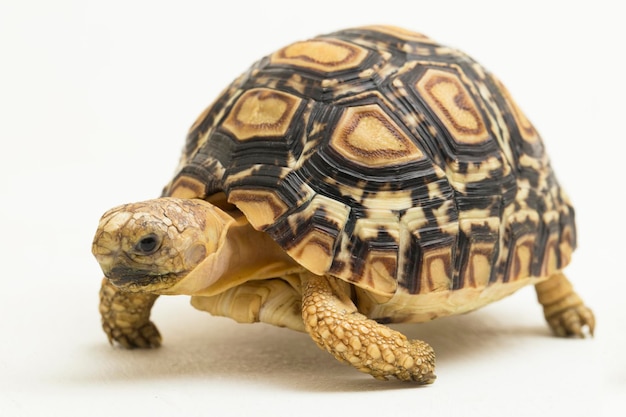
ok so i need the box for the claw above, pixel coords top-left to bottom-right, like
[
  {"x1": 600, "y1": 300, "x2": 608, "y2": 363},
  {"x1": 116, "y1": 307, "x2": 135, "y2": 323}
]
[
  {"x1": 548, "y1": 305, "x2": 595, "y2": 338},
  {"x1": 101, "y1": 313, "x2": 161, "y2": 349},
  {"x1": 536, "y1": 273, "x2": 595, "y2": 339}
]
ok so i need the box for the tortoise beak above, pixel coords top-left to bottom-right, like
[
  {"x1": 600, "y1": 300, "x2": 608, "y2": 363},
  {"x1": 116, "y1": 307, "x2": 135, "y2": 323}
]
[
  {"x1": 92, "y1": 239, "x2": 150, "y2": 288},
  {"x1": 105, "y1": 266, "x2": 157, "y2": 288}
]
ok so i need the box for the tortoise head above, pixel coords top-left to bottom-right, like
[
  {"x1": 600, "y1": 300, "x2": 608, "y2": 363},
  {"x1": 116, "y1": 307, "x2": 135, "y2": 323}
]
[{"x1": 92, "y1": 198, "x2": 229, "y2": 293}]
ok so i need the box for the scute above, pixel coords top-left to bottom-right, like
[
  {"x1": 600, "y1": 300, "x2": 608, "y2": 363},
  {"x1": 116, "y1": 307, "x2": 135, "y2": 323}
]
[
  {"x1": 270, "y1": 38, "x2": 369, "y2": 73},
  {"x1": 330, "y1": 104, "x2": 425, "y2": 167},
  {"x1": 165, "y1": 25, "x2": 576, "y2": 302},
  {"x1": 221, "y1": 88, "x2": 303, "y2": 141},
  {"x1": 415, "y1": 68, "x2": 489, "y2": 145}
]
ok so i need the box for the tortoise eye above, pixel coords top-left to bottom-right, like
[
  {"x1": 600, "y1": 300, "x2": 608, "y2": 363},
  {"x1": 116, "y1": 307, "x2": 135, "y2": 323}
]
[{"x1": 135, "y1": 234, "x2": 161, "y2": 255}]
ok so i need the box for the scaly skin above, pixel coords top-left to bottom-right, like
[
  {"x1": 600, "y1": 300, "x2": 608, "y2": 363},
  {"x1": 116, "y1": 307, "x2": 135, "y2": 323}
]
[
  {"x1": 535, "y1": 272, "x2": 595, "y2": 337},
  {"x1": 99, "y1": 279, "x2": 161, "y2": 348},
  {"x1": 301, "y1": 273, "x2": 436, "y2": 383}
]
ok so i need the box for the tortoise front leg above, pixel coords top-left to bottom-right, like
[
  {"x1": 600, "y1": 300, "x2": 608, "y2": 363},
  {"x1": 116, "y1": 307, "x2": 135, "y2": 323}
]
[
  {"x1": 300, "y1": 273, "x2": 436, "y2": 383},
  {"x1": 535, "y1": 272, "x2": 595, "y2": 337},
  {"x1": 99, "y1": 278, "x2": 162, "y2": 348}
]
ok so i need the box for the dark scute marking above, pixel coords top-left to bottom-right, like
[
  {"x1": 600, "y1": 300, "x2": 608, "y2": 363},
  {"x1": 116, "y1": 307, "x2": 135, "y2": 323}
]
[
  {"x1": 266, "y1": 199, "x2": 343, "y2": 255},
  {"x1": 414, "y1": 235, "x2": 456, "y2": 294},
  {"x1": 197, "y1": 131, "x2": 235, "y2": 170},
  {"x1": 456, "y1": 194, "x2": 499, "y2": 212},
  {"x1": 226, "y1": 164, "x2": 285, "y2": 193},
  {"x1": 278, "y1": 171, "x2": 317, "y2": 207},
  {"x1": 401, "y1": 233, "x2": 422, "y2": 294},
  {"x1": 306, "y1": 235, "x2": 334, "y2": 257},
  {"x1": 560, "y1": 207, "x2": 576, "y2": 251},
  {"x1": 453, "y1": 229, "x2": 498, "y2": 290},
  {"x1": 500, "y1": 217, "x2": 539, "y2": 283},
  {"x1": 348, "y1": 228, "x2": 399, "y2": 282},
  {"x1": 309, "y1": 205, "x2": 343, "y2": 238},
  {"x1": 231, "y1": 191, "x2": 285, "y2": 220},
  {"x1": 162, "y1": 174, "x2": 207, "y2": 198},
  {"x1": 531, "y1": 217, "x2": 559, "y2": 277},
  {"x1": 511, "y1": 242, "x2": 531, "y2": 281},
  {"x1": 165, "y1": 164, "x2": 222, "y2": 199},
  {"x1": 452, "y1": 231, "x2": 470, "y2": 290},
  {"x1": 329, "y1": 259, "x2": 346, "y2": 275},
  {"x1": 376, "y1": 226, "x2": 399, "y2": 244},
  {"x1": 227, "y1": 140, "x2": 291, "y2": 171}
]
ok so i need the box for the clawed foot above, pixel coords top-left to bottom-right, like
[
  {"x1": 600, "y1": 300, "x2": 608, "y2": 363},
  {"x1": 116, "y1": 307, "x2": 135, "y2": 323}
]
[
  {"x1": 536, "y1": 272, "x2": 595, "y2": 338},
  {"x1": 361, "y1": 335, "x2": 436, "y2": 383},
  {"x1": 546, "y1": 305, "x2": 595, "y2": 338},
  {"x1": 301, "y1": 274, "x2": 436, "y2": 384},
  {"x1": 99, "y1": 278, "x2": 161, "y2": 349},
  {"x1": 103, "y1": 319, "x2": 162, "y2": 349}
]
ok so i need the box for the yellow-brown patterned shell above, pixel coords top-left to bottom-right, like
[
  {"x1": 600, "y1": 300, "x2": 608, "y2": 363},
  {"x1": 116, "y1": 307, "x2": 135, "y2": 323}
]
[{"x1": 164, "y1": 25, "x2": 576, "y2": 306}]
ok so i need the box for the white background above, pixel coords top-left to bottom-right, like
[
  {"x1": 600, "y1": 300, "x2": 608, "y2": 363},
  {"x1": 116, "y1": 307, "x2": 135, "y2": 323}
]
[{"x1": 1, "y1": 0, "x2": 624, "y2": 415}]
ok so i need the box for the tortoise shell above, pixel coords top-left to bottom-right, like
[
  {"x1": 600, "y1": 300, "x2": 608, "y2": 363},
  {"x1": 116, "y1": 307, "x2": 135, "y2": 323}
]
[{"x1": 164, "y1": 25, "x2": 575, "y2": 303}]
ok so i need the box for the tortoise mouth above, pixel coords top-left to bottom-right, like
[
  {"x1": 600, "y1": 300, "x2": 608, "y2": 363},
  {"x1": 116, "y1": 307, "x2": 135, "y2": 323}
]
[{"x1": 106, "y1": 267, "x2": 183, "y2": 293}]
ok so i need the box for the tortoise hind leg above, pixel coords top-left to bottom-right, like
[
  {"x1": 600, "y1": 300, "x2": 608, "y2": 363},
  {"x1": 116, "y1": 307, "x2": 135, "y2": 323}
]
[
  {"x1": 300, "y1": 273, "x2": 436, "y2": 383},
  {"x1": 535, "y1": 272, "x2": 595, "y2": 337}
]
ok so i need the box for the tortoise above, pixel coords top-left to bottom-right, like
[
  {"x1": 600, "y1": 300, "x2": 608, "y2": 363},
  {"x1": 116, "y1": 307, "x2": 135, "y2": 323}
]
[{"x1": 92, "y1": 25, "x2": 595, "y2": 383}]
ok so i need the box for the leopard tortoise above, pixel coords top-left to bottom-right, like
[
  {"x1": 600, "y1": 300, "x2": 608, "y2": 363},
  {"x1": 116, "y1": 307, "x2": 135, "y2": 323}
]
[{"x1": 92, "y1": 25, "x2": 595, "y2": 383}]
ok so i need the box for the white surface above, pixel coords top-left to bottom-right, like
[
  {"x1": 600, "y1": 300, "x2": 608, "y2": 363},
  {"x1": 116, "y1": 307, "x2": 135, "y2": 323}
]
[{"x1": 0, "y1": 0, "x2": 624, "y2": 415}]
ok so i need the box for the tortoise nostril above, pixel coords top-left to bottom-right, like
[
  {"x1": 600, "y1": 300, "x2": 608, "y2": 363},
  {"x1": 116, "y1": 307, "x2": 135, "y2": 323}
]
[{"x1": 135, "y1": 234, "x2": 160, "y2": 255}]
